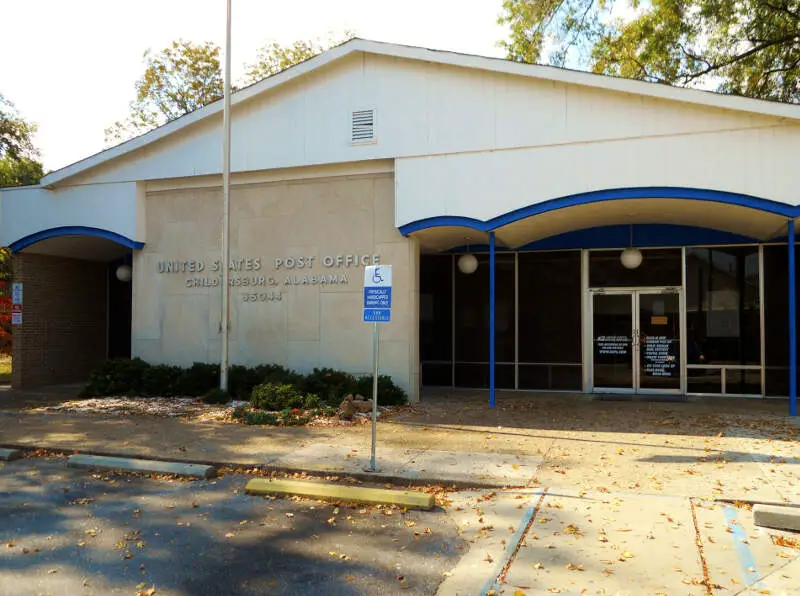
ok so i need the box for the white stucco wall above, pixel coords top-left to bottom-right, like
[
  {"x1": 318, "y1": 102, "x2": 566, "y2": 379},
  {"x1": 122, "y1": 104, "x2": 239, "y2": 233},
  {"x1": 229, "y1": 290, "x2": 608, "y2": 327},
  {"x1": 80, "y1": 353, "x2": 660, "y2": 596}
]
[
  {"x1": 0, "y1": 182, "x2": 145, "y2": 247},
  {"x1": 395, "y1": 124, "x2": 800, "y2": 226},
  {"x1": 56, "y1": 53, "x2": 797, "y2": 212},
  {"x1": 131, "y1": 170, "x2": 420, "y2": 400}
]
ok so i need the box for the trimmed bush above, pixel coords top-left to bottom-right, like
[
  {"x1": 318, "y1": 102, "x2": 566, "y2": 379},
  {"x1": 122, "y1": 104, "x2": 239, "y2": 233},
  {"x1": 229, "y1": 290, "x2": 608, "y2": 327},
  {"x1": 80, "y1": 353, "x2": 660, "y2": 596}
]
[
  {"x1": 202, "y1": 388, "x2": 230, "y2": 404},
  {"x1": 355, "y1": 374, "x2": 408, "y2": 406},
  {"x1": 140, "y1": 364, "x2": 182, "y2": 397},
  {"x1": 227, "y1": 365, "x2": 261, "y2": 400},
  {"x1": 299, "y1": 367, "x2": 357, "y2": 404},
  {"x1": 81, "y1": 359, "x2": 407, "y2": 406},
  {"x1": 256, "y1": 363, "x2": 302, "y2": 385},
  {"x1": 176, "y1": 362, "x2": 219, "y2": 397},
  {"x1": 81, "y1": 358, "x2": 149, "y2": 397}
]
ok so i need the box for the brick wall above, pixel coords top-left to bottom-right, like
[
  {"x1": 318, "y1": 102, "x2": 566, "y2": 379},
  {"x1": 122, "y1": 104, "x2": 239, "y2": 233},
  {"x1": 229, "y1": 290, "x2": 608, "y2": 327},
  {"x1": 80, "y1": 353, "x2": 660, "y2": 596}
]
[{"x1": 11, "y1": 253, "x2": 107, "y2": 388}]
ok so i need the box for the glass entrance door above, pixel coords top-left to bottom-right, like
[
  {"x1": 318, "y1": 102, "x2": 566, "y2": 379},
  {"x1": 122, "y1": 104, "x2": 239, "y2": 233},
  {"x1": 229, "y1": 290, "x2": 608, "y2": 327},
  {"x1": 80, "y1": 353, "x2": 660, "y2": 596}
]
[
  {"x1": 593, "y1": 293, "x2": 635, "y2": 390},
  {"x1": 592, "y1": 289, "x2": 682, "y2": 393},
  {"x1": 637, "y1": 292, "x2": 681, "y2": 391}
]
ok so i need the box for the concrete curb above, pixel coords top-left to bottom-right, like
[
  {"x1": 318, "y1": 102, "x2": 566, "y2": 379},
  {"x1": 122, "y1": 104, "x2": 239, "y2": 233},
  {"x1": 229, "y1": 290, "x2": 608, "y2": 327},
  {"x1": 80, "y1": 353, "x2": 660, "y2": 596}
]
[
  {"x1": 4, "y1": 444, "x2": 521, "y2": 489},
  {"x1": 753, "y1": 504, "x2": 800, "y2": 532},
  {"x1": 67, "y1": 454, "x2": 216, "y2": 479},
  {"x1": 245, "y1": 477, "x2": 435, "y2": 509},
  {"x1": 0, "y1": 448, "x2": 22, "y2": 461}
]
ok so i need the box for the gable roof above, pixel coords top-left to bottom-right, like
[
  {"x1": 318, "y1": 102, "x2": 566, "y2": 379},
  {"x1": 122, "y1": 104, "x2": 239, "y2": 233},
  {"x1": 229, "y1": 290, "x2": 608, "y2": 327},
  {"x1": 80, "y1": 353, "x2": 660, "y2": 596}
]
[{"x1": 42, "y1": 38, "x2": 800, "y2": 188}]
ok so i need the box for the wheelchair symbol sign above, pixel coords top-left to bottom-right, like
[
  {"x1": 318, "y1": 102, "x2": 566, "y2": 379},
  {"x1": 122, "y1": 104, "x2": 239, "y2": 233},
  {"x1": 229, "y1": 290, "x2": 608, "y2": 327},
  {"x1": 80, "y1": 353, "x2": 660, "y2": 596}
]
[
  {"x1": 364, "y1": 265, "x2": 391, "y2": 288},
  {"x1": 364, "y1": 265, "x2": 392, "y2": 323}
]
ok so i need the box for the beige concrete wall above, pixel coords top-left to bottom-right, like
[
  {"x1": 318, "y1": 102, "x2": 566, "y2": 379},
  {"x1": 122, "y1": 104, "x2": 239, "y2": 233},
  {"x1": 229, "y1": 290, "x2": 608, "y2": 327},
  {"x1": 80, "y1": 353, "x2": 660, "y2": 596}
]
[{"x1": 132, "y1": 171, "x2": 419, "y2": 400}]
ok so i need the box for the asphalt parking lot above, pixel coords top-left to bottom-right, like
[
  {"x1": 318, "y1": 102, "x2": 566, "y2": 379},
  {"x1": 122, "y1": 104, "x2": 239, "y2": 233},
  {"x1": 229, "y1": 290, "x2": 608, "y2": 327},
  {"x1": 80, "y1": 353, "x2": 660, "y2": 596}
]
[{"x1": 0, "y1": 457, "x2": 465, "y2": 596}]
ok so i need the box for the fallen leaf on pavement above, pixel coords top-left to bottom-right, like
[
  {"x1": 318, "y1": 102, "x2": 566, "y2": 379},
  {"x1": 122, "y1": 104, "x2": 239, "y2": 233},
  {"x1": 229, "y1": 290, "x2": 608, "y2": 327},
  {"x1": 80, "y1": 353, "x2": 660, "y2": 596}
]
[
  {"x1": 534, "y1": 562, "x2": 544, "y2": 570},
  {"x1": 566, "y1": 563, "x2": 584, "y2": 571},
  {"x1": 773, "y1": 535, "x2": 800, "y2": 549}
]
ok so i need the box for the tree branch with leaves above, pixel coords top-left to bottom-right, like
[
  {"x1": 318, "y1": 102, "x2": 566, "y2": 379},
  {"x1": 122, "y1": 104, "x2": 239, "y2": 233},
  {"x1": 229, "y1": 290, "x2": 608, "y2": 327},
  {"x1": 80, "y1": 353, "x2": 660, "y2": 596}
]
[
  {"x1": 0, "y1": 94, "x2": 44, "y2": 187},
  {"x1": 105, "y1": 33, "x2": 354, "y2": 146},
  {"x1": 498, "y1": 0, "x2": 800, "y2": 103}
]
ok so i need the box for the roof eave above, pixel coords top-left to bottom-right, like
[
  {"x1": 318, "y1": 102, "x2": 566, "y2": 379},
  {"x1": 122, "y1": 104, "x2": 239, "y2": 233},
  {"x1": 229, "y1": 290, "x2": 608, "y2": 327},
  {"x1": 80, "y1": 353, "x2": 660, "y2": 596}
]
[{"x1": 40, "y1": 38, "x2": 800, "y2": 188}]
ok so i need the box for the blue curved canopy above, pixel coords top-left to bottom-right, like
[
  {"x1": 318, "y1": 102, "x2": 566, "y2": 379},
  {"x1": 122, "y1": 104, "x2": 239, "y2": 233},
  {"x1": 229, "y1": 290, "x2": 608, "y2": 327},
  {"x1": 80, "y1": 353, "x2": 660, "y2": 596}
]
[
  {"x1": 398, "y1": 186, "x2": 797, "y2": 236},
  {"x1": 9, "y1": 226, "x2": 145, "y2": 253}
]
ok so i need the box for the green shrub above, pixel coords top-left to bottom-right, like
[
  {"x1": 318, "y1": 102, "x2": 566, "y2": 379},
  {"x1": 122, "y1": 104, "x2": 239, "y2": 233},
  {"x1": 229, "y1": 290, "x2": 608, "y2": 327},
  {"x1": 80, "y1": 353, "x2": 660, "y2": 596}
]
[
  {"x1": 202, "y1": 387, "x2": 230, "y2": 404},
  {"x1": 355, "y1": 375, "x2": 408, "y2": 406},
  {"x1": 176, "y1": 362, "x2": 219, "y2": 397},
  {"x1": 227, "y1": 365, "x2": 262, "y2": 400},
  {"x1": 140, "y1": 364, "x2": 182, "y2": 397},
  {"x1": 82, "y1": 358, "x2": 150, "y2": 397},
  {"x1": 255, "y1": 364, "x2": 302, "y2": 385},
  {"x1": 82, "y1": 359, "x2": 407, "y2": 408},
  {"x1": 299, "y1": 368, "x2": 357, "y2": 404},
  {"x1": 278, "y1": 410, "x2": 311, "y2": 426},
  {"x1": 243, "y1": 410, "x2": 279, "y2": 425},
  {"x1": 250, "y1": 383, "x2": 306, "y2": 410},
  {"x1": 303, "y1": 393, "x2": 322, "y2": 410}
]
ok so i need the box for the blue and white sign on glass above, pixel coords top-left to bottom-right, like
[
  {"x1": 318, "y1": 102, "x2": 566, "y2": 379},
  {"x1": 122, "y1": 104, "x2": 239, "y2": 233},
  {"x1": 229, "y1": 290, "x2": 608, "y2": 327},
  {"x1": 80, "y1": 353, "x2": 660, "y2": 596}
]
[{"x1": 363, "y1": 265, "x2": 392, "y2": 323}]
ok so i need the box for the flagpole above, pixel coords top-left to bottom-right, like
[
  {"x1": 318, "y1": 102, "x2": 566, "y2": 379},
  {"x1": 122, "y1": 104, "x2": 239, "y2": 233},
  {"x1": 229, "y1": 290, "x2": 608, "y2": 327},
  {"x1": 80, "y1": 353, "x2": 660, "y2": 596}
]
[{"x1": 220, "y1": 0, "x2": 232, "y2": 391}]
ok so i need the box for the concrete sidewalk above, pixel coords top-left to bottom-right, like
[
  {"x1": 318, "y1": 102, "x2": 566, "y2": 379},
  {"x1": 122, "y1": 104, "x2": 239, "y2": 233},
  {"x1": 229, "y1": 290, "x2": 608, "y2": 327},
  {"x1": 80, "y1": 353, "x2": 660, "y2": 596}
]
[
  {"x1": 1, "y1": 390, "x2": 799, "y2": 499},
  {"x1": 439, "y1": 488, "x2": 800, "y2": 595}
]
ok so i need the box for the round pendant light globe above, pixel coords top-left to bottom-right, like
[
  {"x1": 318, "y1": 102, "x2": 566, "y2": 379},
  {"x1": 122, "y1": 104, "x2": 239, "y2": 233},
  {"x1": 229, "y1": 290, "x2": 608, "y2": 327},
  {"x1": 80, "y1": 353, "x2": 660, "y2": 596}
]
[
  {"x1": 115, "y1": 264, "x2": 133, "y2": 282},
  {"x1": 457, "y1": 253, "x2": 479, "y2": 274},
  {"x1": 620, "y1": 248, "x2": 643, "y2": 270}
]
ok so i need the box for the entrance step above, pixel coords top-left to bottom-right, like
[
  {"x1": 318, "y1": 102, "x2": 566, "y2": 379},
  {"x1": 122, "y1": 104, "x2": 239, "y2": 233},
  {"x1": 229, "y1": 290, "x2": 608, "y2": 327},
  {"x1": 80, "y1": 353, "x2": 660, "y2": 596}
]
[{"x1": 591, "y1": 393, "x2": 689, "y2": 403}]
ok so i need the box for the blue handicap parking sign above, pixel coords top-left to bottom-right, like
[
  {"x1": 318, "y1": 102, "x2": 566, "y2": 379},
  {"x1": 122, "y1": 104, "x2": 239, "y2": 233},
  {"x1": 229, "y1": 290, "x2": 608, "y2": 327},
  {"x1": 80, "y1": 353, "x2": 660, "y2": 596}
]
[{"x1": 363, "y1": 265, "x2": 392, "y2": 323}]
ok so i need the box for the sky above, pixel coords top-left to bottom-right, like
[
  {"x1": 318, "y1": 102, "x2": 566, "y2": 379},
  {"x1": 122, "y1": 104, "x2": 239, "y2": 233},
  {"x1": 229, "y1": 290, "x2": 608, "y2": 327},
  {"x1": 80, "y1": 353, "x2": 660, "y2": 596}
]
[{"x1": 1, "y1": 0, "x2": 509, "y2": 172}]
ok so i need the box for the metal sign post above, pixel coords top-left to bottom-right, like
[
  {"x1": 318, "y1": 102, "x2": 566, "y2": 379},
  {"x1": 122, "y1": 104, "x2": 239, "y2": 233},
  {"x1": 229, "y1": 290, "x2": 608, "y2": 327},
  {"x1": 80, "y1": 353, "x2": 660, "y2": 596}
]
[{"x1": 363, "y1": 264, "x2": 392, "y2": 472}]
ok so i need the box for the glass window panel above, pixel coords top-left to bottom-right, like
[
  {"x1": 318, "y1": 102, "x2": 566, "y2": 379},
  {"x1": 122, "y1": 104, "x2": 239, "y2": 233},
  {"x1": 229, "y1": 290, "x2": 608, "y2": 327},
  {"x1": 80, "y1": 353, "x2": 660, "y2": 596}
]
[
  {"x1": 687, "y1": 368, "x2": 722, "y2": 394},
  {"x1": 763, "y1": 245, "x2": 792, "y2": 396},
  {"x1": 589, "y1": 248, "x2": 682, "y2": 288},
  {"x1": 496, "y1": 365, "x2": 515, "y2": 389},
  {"x1": 518, "y1": 251, "x2": 581, "y2": 363},
  {"x1": 421, "y1": 363, "x2": 452, "y2": 387},
  {"x1": 765, "y1": 367, "x2": 789, "y2": 398},
  {"x1": 453, "y1": 364, "x2": 514, "y2": 389},
  {"x1": 454, "y1": 363, "x2": 487, "y2": 388},
  {"x1": 725, "y1": 369, "x2": 762, "y2": 395},
  {"x1": 419, "y1": 255, "x2": 452, "y2": 363},
  {"x1": 685, "y1": 247, "x2": 760, "y2": 366},
  {"x1": 454, "y1": 254, "x2": 515, "y2": 363},
  {"x1": 518, "y1": 364, "x2": 582, "y2": 390}
]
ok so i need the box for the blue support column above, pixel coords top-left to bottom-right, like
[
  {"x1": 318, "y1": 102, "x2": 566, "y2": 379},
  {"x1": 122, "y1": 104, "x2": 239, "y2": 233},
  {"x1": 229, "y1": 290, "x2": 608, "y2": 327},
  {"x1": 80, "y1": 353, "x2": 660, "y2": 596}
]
[
  {"x1": 489, "y1": 232, "x2": 496, "y2": 408},
  {"x1": 789, "y1": 220, "x2": 797, "y2": 416}
]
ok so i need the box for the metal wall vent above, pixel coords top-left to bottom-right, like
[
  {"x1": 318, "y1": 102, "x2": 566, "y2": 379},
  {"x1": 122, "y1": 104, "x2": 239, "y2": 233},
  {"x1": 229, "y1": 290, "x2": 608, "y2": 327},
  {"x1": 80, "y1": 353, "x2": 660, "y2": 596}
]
[{"x1": 351, "y1": 109, "x2": 376, "y2": 143}]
